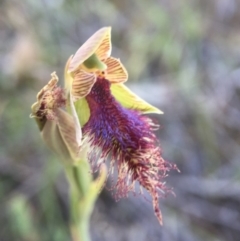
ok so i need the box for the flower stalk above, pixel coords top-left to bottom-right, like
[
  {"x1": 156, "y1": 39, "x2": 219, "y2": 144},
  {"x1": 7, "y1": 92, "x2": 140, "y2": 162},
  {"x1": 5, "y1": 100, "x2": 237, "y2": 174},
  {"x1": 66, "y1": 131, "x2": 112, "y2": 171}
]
[
  {"x1": 66, "y1": 163, "x2": 107, "y2": 241},
  {"x1": 66, "y1": 164, "x2": 92, "y2": 241}
]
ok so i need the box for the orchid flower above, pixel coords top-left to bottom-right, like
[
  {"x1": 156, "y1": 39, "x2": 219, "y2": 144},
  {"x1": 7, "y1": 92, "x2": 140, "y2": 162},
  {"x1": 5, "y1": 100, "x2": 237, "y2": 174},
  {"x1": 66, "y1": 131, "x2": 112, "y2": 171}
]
[{"x1": 65, "y1": 27, "x2": 177, "y2": 225}]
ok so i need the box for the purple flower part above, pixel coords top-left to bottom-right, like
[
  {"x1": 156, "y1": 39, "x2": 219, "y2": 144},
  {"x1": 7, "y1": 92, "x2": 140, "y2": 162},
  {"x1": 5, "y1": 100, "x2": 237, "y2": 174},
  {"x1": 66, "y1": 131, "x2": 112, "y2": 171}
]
[{"x1": 83, "y1": 77, "x2": 177, "y2": 225}]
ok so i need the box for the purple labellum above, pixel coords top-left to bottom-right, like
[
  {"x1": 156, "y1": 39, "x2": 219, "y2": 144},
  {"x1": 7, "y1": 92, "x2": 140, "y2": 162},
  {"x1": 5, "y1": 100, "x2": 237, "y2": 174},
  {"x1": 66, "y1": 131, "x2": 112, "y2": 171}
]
[{"x1": 83, "y1": 77, "x2": 175, "y2": 225}]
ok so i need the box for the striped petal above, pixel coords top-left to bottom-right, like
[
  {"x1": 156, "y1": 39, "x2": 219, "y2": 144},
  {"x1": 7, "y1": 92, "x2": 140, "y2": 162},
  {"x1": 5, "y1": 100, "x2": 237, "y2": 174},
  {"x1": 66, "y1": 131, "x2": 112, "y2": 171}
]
[
  {"x1": 105, "y1": 57, "x2": 128, "y2": 83},
  {"x1": 41, "y1": 109, "x2": 79, "y2": 163},
  {"x1": 72, "y1": 70, "x2": 96, "y2": 100},
  {"x1": 95, "y1": 27, "x2": 112, "y2": 61},
  {"x1": 110, "y1": 83, "x2": 163, "y2": 114},
  {"x1": 68, "y1": 27, "x2": 111, "y2": 73}
]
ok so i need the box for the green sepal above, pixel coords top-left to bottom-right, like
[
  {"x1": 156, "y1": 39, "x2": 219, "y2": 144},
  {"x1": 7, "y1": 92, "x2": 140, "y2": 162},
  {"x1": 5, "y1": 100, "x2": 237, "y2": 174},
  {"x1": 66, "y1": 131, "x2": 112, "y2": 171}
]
[{"x1": 111, "y1": 83, "x2": 163, "y2": 114}]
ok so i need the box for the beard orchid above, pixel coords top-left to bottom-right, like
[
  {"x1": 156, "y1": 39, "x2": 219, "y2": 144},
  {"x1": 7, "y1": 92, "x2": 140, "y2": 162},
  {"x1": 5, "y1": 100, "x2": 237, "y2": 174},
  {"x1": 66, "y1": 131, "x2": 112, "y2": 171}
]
[
  {"x1": 31, "y1": 27, "x2": 177, "y2": 225},
  {"x1": 66, "y1": 27, "x2": 177, "y2": 225}
]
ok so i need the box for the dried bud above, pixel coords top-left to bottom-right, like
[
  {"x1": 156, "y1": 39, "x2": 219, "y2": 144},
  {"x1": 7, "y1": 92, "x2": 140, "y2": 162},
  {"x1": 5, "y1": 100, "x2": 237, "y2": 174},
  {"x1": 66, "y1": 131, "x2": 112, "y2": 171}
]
[{"x1": 31, "y1": 72, "x2": 79, "y2": 164}]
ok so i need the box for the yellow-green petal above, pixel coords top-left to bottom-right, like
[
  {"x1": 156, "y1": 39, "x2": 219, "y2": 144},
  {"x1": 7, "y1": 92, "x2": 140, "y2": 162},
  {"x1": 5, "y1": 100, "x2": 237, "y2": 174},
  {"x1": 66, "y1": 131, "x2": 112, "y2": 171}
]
[
  {"x1": 110, "y1": 83, "x2": 163, "y2": 114},
  {"x1": 65, "y1": 55, "x2": 73, "y2": 92},
  {"x1": 74, "y1": 98, "x2": 90, "y2": 127},
  {"x1": 69, "y1": 94, "x2": 82, "y2": 146}
]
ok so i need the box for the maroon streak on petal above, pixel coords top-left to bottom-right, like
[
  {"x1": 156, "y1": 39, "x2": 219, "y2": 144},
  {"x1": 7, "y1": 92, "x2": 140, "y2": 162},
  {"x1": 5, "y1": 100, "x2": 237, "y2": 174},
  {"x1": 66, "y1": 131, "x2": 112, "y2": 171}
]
[
  {"x1": 72, "y1": 70, "x2": 96, "y2": 100},
  {"x1": 105, "y1": 57, "x2": 128, "y2": 83}
]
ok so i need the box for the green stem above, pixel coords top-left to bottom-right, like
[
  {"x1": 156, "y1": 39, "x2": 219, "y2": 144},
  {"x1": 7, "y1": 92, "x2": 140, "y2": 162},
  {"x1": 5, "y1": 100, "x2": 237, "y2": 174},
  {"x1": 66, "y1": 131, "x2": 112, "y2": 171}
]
[
  {"x1": 65, "y1": 161, "x2": 92, "y2": 241},
  {"x1": 64, "y1": 160, "x2": 107, "y2": 241}
]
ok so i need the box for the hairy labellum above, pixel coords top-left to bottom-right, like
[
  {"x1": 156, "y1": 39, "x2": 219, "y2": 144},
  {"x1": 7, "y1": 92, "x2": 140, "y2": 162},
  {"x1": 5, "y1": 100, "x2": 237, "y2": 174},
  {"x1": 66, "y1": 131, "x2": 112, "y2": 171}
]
[{"x1": 83, "y1": 77, "x2": 176, "y2": 224}]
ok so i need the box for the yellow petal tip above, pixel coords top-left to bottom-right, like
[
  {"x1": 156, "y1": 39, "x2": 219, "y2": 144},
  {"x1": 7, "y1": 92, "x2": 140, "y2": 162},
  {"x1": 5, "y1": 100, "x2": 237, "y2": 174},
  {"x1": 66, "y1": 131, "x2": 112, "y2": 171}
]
[{"x1": 111, "y1": 83, "x2": 164, "y2": 115}]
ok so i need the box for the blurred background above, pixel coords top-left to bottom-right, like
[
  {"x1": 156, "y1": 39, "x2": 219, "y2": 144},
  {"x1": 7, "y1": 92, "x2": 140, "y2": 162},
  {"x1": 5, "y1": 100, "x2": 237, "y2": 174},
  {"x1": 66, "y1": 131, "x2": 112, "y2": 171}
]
[{"x1": 0, "y1": 0, "x2": 240, "y2": 240}]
